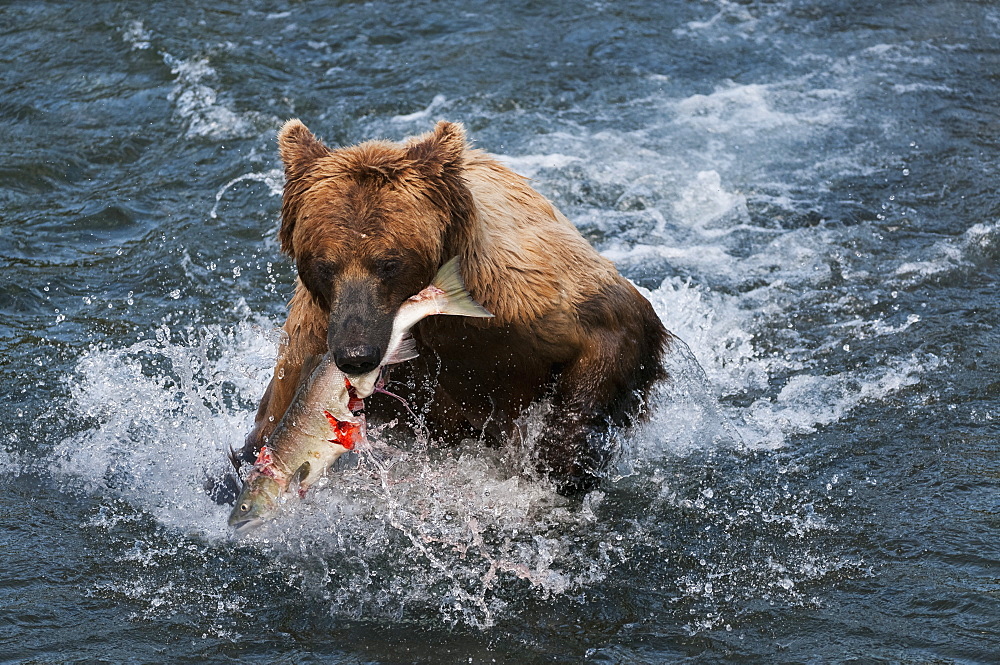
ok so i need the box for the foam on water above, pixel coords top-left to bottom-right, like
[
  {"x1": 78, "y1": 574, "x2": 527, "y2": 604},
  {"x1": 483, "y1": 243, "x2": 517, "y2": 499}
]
[
  {"x1": 673, "y1": 0, "x2": 763, "y2": 39},
  {"x1": 121, "y1": 19, "x2": 152, "y2": 51},
  {"x1": 894, "y1": 220, "x2": 1000, "y2": 283},
  {"x1": 163, "y1": 53, "x2": 258, "y2": 140},
  {"x1": 391, "y1": 94, "x2": 450, "y2": 124},
  {"x1": 209, "y1": 169, "x2": 284, "y2": 220},
  {"x1": 121, "y1": 19, "x2": 265, "y2": 140}
]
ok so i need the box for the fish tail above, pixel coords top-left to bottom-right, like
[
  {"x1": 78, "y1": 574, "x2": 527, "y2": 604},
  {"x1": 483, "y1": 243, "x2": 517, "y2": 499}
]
[{"x1": 431, "y1": 257, "x2": 494, "y2": 319}]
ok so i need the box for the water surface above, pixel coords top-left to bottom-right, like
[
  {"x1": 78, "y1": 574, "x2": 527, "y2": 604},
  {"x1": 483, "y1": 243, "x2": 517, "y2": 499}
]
[{"x1": 2, "y1": 1, "x2": 998, "y2": 662}]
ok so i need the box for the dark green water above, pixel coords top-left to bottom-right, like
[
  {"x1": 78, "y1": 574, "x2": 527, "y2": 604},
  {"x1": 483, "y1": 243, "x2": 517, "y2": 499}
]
[{"x1": 2, "y1": 1, "x2": 998, "y2": 662}]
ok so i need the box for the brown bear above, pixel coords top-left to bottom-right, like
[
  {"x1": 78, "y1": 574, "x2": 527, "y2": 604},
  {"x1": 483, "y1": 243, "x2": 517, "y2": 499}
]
[{"x1": 239, "y1": 119, "x2": 673, "y2": 494}]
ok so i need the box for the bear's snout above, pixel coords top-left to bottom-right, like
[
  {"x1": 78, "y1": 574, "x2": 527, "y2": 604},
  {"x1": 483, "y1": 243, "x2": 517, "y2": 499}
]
[
  {"x1": 334, "y1": 344, "x2": 382, "y2": 375},
  {"x1": 326, "y1": 279, "x2": 393, "y2": 376}
]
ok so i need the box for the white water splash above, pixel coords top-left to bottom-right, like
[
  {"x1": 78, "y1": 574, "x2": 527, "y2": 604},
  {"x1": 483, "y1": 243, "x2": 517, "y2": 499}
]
[
  {"x1": 121, "y1": 19, "x2": 152, "y2": 51},
  {"x1": 210, "y1": 169, "x2": 284, "y2": 219},
  {"x1": 38, "y1": 282, "x2": 934, "y2": 628},
  {"x1": 738, "y1": 355, "x2": 939, "y2": 449},
  {"x1": 497, "y1": 153, "x2": 581, "y2": 178},
  {"x1": 163, "y1": 53, "x2": 255, "y2": 139},
  {"x1": 118, "y1": 20, "x2": 262, "y2": 140},
  {"x1": 49, "y1": 323, "x2": 275, "y2": 536},
  {"x1": 895, "y1": 220, "x2": 1000, "y2": 283},
  {"x1": 391, "y1": 94, "x2": 449, "y2": 124},
  {"x1": 44, "y1": 321, "x2": 663, "y2": 627}
]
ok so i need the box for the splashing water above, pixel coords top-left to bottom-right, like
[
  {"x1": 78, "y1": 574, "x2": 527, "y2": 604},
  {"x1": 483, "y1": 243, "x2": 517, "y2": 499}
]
[
  {"x1": 36, "y1": 260, "x2": 929, "y2": 630},
  {"x1": 43, "y1": 314, "x2": 714, "y2": 627}
]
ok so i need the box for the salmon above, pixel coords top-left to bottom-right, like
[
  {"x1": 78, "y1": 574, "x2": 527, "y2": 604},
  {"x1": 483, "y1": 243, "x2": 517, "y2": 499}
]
[{"x1": 228, "y1": 258, "x2": 491, "y2": 534}]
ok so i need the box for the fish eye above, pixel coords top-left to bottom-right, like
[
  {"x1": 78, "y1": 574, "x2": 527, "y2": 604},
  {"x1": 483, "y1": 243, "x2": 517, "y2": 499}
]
[{"x1": 240, "y1": 503, "x2": 249, "y2": 512}]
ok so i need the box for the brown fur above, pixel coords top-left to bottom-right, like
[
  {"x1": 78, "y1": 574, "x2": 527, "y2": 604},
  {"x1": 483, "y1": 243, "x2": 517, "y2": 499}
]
[{"x1": 242, "y1": 120, "x2": 673, "y2": 494}]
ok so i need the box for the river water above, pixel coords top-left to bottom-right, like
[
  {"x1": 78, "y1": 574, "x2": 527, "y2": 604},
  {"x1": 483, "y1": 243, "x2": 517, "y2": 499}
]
[{"x1": 2, "y1": 1, "x2": 998, "y2": 662}]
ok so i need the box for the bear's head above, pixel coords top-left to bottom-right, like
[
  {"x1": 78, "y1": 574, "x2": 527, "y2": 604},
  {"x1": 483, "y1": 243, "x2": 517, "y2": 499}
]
[{"x1": 276, "y1": 119, "x2": 473, "y2": 374}]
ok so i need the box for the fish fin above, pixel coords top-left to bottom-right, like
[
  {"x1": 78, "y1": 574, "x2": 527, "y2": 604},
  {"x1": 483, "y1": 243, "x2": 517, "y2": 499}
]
[
  {"x1": 227, "y1": 445, "x2": 242, "y2": 473},
  {"x1": 288, "y1": 461, "x2": 311, "y2": 499},
  {"x1": 383, "y1": 333, "x2": 420, "y2": 365},
  {"x1": 431, "y1": 257, "x2": 494, "y2": 319}
]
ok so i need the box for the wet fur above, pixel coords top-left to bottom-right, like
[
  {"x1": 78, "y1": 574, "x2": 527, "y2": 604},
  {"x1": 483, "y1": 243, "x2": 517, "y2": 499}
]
[{"x1": 242, "y1": 120, "x2": 673, "y2": 493}]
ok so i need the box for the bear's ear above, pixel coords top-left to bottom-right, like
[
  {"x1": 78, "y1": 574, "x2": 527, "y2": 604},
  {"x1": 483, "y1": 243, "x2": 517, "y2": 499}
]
[
  {"x1": 278, "y1": 119, "x2": 330, "y2": 177},
  {"x1": 404, "y1": 121, "x2": 467, "y2": 177},
  {"x1": 277, "y1": 120, "x2": 330, "y2": 256}
]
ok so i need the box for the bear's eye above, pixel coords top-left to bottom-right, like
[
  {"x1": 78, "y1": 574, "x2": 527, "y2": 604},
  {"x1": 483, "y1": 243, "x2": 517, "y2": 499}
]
[
  {"x1": 376, "y1": 258, "x2": 401, "y2": 280},
  {"x1": 298, "y1": 259, "x2": 338, "y2": 307},
  {"x1": 303, "y1": 260, "x2": 337, "y2": 286}
]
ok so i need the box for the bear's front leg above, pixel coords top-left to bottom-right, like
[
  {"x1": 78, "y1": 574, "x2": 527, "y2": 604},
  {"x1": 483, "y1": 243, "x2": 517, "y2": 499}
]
[
  {"x1": 532, "y1": 376, "x2": 626, "y2": 497},
  {"x1": 532, "y1": 327, "x2": 664, "y2": 496},
  {"x1": 534, "y1": 406, "x2": 616, "y2": 496}
]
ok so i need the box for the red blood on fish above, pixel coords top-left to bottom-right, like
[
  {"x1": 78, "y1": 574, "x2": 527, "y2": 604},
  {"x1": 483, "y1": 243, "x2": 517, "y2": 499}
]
[
  {"x1": 323, "y1": 410, "x2": 361, "y2": 450},
  {"x1": 344, "y1": 378, "x2": 365, "y2": 412},
  {"x1": 250, "y1": 446, "x2": 283, "y2": 480},
  {"x1": 254, "y1": 446, "x2": 274, "y2": 468}
]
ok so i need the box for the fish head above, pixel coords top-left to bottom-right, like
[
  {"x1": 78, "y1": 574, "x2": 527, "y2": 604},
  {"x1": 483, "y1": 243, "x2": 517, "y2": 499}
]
[{"x1": 228, "y1": 475, "x2": 283, "y2": 535}]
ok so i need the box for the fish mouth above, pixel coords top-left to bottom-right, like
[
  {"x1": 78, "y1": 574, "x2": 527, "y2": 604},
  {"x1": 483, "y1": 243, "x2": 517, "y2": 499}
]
[{"x1": 229, "y1": 516, "x2": 265, "y2": 537}]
